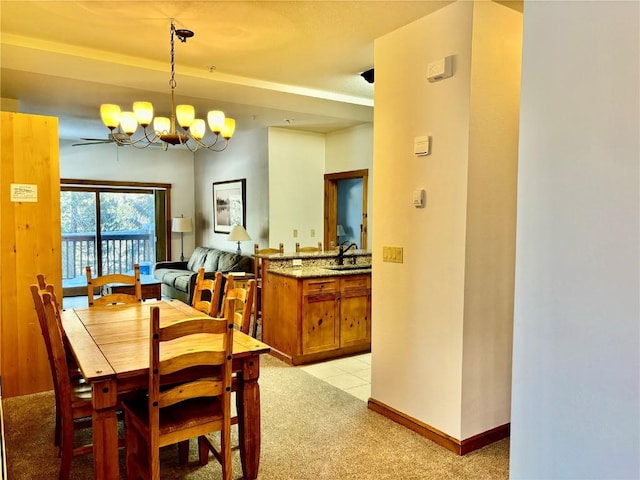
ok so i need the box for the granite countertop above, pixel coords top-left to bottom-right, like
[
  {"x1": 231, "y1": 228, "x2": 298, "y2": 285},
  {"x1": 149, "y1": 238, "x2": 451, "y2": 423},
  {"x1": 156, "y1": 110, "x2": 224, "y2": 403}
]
[
  {"x1": 268, "y1": 265, "x2": 372, "y2": 279},
  {"x1": 255, "y1": 249, "x2": 370, "y2": 260}
]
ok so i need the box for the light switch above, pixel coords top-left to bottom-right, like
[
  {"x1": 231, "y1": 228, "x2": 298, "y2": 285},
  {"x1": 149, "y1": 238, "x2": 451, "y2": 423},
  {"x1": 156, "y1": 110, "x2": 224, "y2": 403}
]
[
  {"x1": 382, "y1": 246, "x2": 404, "y2": 263},
  {"x1": 414, "y1": 136, "x2": 431, "y2": 156}
]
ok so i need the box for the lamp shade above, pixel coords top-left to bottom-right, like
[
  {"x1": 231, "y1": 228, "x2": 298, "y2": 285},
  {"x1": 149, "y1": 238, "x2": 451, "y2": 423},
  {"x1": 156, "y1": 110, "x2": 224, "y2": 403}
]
[
  {"x1": 337, "y1": 224, "x2": 346, "y2": 236},
  {"x1": 172, "y1": 217, "x2": 192, "y2": 233},
  {"x1": 227, "y1": 224, "x2": 251, "y2": 242}
]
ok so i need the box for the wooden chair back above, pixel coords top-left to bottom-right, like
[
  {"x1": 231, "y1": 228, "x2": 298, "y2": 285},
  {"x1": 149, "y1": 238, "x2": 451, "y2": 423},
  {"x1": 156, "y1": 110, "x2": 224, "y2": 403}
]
[
  {"x1": 32, "y1": 275, "x2": 87, "y2": 453},
  {"x1": 192, "y1": 268, "x2": 223, "y2": 317},
  {"x1": 123, "y1": 301, "x2": 235, "y2": 479},
  {"x1": 86, "y1": 264, "x2": 141, "y2": 307},
  {"x1": 221, "y1": 277, "x2": 256, "y2": 336},
  {"x1": 253, "y1": 242, "x2": 284, "y2": 278},
  {"x1": 295, "y1": 242, "x2": 322, "y2": 253},
  {"x1": 31, "y1": 287, "x2": 93, "y2": 479}
]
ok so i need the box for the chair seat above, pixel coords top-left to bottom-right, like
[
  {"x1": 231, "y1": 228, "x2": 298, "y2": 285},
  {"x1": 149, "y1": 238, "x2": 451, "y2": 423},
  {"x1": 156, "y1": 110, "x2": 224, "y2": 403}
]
[{"x1": 123, "y1": 396, "x2": 224, "y2": 446}]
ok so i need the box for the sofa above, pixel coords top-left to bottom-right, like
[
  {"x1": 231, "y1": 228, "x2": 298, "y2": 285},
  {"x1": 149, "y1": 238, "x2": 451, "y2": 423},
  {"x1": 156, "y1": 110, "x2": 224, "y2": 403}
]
[{"x1": 153, "y1": 246, "x2": 253, "y2": 304}]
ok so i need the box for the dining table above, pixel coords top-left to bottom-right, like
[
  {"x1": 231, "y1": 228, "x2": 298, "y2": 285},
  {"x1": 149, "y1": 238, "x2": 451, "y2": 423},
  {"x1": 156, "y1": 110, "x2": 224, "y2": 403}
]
[{"x1": 60, "y1": 299, "x2": 271, "y2": 480}]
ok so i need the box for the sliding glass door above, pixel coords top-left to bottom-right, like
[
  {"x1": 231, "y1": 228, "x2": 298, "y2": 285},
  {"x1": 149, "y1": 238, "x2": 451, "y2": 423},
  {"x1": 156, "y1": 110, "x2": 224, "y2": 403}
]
[{"x1": 61, "y1": 182, "x2": 169, "y2": 296}]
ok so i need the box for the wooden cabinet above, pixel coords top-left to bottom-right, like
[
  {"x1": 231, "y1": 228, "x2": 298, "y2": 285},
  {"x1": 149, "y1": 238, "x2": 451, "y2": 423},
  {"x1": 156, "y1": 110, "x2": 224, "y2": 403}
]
[
  {"x1": 1, "y1": 112, "x2": 61, "y2": 397},
  {"x1": 301, "y1": 278, "x2": 339, "y2": 354},
  {"x1": 263, "y1": 272, "x2": 371, "y2": 365},
  {"x1": 339, "y1": 275, "x2": 371, "y2": 348}
]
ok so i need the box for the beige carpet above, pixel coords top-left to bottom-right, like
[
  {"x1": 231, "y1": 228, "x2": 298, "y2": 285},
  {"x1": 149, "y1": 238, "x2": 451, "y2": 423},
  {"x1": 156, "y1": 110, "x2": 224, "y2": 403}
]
[{"x1": 3, "y1": 355, "x2": 509, "y2": 479}]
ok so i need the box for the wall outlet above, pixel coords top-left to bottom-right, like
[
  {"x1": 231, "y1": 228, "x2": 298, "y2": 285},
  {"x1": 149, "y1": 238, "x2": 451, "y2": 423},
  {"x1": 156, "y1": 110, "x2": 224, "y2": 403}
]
[
  {"x1": 382, "y1": 246, "x2": 404, "y2": 263},
  {"x1": 293, "y1": 229, "x2": 298, "y2": 238},
  {"x1": 292, "y1": 259, "x2": 303, "y2": 267}
]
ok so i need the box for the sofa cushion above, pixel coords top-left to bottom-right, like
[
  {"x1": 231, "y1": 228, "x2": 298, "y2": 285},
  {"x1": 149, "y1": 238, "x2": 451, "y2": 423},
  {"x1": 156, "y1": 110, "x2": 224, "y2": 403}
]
[
  {"x1": 202, "y1": 249, "x2": 221, "y2": 272},
  {"x1": 217, "y1": 252, "x2": 242, "y2": 272},
  {"x1": 172, "y1": 273, "x2": 193, "y2": 293},
  {"x1": 154, "y1": 269, "x2": 190, "y2": 290},
  {"x1": 186, "y1": 246, "x2": 210, "y2": 271}
]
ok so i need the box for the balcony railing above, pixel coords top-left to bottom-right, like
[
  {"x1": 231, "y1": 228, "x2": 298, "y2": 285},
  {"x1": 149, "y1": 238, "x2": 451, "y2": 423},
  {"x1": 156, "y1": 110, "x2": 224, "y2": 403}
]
[{"x1": 62, "y1": 230, "x2": 155, "y2": 281}]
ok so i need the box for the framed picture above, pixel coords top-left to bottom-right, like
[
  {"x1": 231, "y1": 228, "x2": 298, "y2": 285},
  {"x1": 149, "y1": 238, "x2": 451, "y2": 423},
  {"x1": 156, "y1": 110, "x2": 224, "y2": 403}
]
[{"x1": 213, "y1": 179, "x2": 246, "y2": 233}]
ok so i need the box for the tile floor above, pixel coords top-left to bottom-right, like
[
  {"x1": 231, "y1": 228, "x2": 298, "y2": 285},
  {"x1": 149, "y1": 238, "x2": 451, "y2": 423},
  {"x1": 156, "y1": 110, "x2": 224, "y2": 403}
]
[{"x1": 298, "y1": 353, "x2": 371, "y2": 402}]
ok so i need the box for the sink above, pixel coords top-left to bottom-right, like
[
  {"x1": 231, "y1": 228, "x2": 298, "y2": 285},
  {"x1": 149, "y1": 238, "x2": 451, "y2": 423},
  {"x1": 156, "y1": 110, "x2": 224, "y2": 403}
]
[{"x1": 324, "y1": 265, "x2": 372, "y2": 271}]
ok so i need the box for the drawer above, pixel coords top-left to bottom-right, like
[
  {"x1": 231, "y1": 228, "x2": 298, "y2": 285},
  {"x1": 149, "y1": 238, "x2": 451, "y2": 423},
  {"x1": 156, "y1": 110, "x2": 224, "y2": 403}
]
[
  {"x1": 340, "y1": 274, "x2": 371, "y2": 291},
  {"x1": 302, "y1": 278, "x2": 339, "y2": 295}
]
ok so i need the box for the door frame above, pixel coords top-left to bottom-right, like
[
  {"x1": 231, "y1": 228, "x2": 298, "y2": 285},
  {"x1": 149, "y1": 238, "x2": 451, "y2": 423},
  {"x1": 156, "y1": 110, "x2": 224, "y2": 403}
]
[{"x1": 323, "y1": 169, "x2": 368, "y2": 250}]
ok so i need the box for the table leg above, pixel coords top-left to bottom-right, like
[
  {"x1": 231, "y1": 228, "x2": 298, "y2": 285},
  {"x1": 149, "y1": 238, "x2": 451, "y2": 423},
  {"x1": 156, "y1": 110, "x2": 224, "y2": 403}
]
[
  {"x1": 236, "y1": 356, "x2": 261, "y2": 480},
  {"x1": 92, "y1": 378, "x2": 119, "y2": 480}
]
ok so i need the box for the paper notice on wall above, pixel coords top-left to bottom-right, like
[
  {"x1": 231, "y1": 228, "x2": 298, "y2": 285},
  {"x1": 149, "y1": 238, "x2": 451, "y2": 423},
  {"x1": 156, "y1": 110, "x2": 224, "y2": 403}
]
[{"x1": 10, "y1": 184, "x2": 38, "y2": 202}]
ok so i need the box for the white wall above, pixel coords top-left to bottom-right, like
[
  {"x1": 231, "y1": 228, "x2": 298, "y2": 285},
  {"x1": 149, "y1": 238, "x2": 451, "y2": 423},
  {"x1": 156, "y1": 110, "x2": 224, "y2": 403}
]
[
  {"x1": 371, "y1": 0, "x2": 521, "y2": 441},
  {"x1": 268, "y1": 127, "x2": 325, "y2": 252},
  {"x1": 461, "y1": 1, "x2": 521, "y2": 439},
  {"x1": 59, "y1": 141, "x2": 195, "y2": 261},
  {"x1": 510, "y1": 1, "x2": 639, "y2": 479},
  {"x1": 326, "y1": 123, "x2": 373, "y2": 248},
  {"x1": 372, "y1": 1, "x2": 474, "y2": 438},
  {"x1": 193, "y1": 128, "x2": 269, "y2": 254}
]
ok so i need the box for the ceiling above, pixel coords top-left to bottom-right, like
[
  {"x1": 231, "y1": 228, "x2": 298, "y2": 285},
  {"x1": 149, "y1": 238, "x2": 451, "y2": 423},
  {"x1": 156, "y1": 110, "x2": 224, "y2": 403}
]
[{"x1": 0, "y1": 1, "x2": 460, "y2": 143}]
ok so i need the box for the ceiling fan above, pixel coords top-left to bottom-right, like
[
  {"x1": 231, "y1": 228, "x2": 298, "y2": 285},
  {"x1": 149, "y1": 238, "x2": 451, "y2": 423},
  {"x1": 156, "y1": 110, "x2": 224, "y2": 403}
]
[{"x1": 72, "y1": 132, "x2": 129, "y2": 147}]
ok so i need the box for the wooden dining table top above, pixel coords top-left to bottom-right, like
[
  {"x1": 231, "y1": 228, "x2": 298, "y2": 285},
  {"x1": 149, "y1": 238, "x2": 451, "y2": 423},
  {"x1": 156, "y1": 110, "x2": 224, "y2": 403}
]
[{"x1": 61, "y1": 299, "x2": 271, "y2": 383}]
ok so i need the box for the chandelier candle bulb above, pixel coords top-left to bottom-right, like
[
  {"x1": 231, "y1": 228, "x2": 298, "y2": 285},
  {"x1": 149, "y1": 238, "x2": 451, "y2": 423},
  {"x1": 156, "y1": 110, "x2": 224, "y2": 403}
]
[
  {"x1": 133, "y1": 102, "x2": 153, "y2": 126},
  {"x1": 176, "y1": 105, "x2": 195, "y2": 128},
  {"x1": 221, "y1": 118, "x2": 236, "y2": 139},
  {"x1": 120, "y1": 112, "x2": 138, "y2": 134},
  {"x1": 207, "y1": 110, "x2": 225, "y2": 133},
  {"x1": 100, "y1": 104, "x2": 121, "y2": 129},
  {"x1": 191, "y1": 119, "x2": 206, "y2": 140},
  {"x1": 154, "y1": 117, "x2": 170, "y2": 134}
]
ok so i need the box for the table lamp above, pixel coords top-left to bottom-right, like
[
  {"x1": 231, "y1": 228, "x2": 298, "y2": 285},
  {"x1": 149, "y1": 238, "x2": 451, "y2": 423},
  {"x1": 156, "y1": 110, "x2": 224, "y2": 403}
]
[
  {"x1": 171, "y1": 215, "x2": 192, "y2": 262},
  {"x1": 228, "y1": 224, "x2": 251, "y2": 255}
]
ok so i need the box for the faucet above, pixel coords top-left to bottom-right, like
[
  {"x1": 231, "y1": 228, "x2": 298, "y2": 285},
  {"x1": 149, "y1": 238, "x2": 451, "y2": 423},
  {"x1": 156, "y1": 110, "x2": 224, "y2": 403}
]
[{"x1": 337, "y1": 242, "x2": 357, "y2": 265}]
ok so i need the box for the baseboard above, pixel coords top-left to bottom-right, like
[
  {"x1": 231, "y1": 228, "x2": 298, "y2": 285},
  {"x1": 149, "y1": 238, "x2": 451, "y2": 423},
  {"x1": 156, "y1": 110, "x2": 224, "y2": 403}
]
[{"x1": 367, "y1": 398, "x2": 510, "y2": 455}]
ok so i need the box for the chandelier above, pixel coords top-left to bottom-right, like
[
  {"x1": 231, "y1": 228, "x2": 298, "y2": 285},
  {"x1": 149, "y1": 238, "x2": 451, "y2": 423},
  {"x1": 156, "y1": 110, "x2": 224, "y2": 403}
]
[{"x1": 99, "y1": 19, "x2": 235, "y2": 152}]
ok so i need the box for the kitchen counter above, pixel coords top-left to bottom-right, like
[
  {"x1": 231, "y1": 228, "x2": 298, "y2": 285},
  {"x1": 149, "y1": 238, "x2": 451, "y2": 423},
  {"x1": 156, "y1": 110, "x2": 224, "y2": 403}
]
[
  {"x1": 268, "y1": 264, "x2": 371, "y2": 279},
  {"x1": 259, "y1": 249, "x2": 372, "y2": 277},
  {"x1": 260, "y1": 250, "x2": 372, "y2": 365}
]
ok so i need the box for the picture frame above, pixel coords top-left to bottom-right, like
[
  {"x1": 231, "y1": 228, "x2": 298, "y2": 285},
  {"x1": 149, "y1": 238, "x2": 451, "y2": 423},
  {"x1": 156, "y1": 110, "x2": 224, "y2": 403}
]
[{"x1": 213, "y1": 179, "x2": 246, "y2": 233}]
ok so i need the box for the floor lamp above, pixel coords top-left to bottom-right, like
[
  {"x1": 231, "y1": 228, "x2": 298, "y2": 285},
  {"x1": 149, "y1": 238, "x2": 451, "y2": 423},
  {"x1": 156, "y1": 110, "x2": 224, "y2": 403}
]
[{"x1": 172, "y1": 215, "x2": 192, "y2": 262}]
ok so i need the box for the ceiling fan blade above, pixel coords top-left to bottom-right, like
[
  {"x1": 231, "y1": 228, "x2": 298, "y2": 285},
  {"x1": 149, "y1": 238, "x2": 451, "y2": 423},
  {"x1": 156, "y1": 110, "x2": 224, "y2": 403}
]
[{"x1": 71, "y1": 140, "x2": 112, "y2": 146}]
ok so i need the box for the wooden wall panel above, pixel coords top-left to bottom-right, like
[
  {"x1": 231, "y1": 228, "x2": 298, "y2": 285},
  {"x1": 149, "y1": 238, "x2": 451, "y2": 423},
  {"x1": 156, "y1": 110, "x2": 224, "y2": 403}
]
[{"x1": 1, "y1": 112, "x2": 61, "y2": 397}]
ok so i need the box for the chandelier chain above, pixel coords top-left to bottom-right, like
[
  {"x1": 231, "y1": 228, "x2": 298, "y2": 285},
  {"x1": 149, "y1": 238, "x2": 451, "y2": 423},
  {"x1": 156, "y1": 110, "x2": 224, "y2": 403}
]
[{"x1": 169, "y1": 22, "x2": 177, "y2": 90}]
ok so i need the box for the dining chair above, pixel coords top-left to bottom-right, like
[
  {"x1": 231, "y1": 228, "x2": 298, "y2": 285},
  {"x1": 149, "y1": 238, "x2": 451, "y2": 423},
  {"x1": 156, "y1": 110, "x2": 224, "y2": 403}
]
[
  {"x1": 121, "y1": 300, "x2": 235, "y2": 480},
  {"x1": 295, "y1": 241, "x2": 323, "y2": 253},
  {"x1": 192, "y1": 268, "x2": 223, "y2": 317},
  {"x1": 86, "y1": 264, "x2": 142, "y2": 307},
  {"x1": 31, "y1": 286, "x2": 94, "y2": 480},
  {"x1": 32, "y1": 275, "x2": 87, "y2": 449},
  {"x1": 253, "y1": 243, "x2": 283, "y2": 337},
  {"x1": 221, "y1": 277, "x2": 257, "y2": 336}
]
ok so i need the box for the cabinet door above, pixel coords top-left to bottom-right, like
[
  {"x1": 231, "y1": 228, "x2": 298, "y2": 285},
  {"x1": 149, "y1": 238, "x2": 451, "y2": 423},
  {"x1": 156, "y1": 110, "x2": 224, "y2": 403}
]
[
  {"x1": 302, "y1": 293, "x2": 339, "y2": 354},
  {"x1": 340, "y1": 289, "x2": 371, "y2": 347}
]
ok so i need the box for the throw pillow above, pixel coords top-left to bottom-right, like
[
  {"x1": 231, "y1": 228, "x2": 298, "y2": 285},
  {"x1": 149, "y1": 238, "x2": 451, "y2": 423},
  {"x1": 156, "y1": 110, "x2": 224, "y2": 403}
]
[{"x1": 187, "y1": 246, "x2": 209, "y2": 271}]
